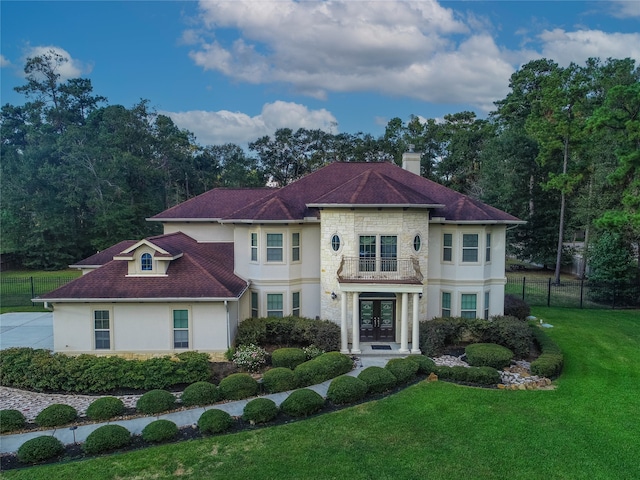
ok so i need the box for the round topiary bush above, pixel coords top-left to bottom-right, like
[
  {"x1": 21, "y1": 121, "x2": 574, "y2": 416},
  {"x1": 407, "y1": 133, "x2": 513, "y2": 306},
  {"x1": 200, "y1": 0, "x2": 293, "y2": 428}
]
[
  {"x1": 326, "y1": 375, "x2": 368, "y2": 405},
  {"x1": 242, "y1": 398, "x2": 279, "y2": 424},
  {"x1": 35, "y1": 404, "x2": 78, "y2": 428},
  {"x1": 83, "y1": 424, "x2": 131, "y2": 454},
  {"x1": 465, "y1": 343, "x2": 514, "y2": 369},
  {"x1": 262, "y1": 367, "x2": 297, "y2": 393},
  {"x1": 17, "y1": 435, "x2": 65, "y2": 464},
  {"x1": 141, "y1": 419, "x2": 178, "y2": 443},
  {"x1": 0, "y1": 409, "x2": 26, "y2": 433},
  {"x1": 384, "y1": 358, "x2": 419, "y2": 385},
  {"x1": 280, "y1": 388, "x2": 325, "y2": 417},
  {"x1": 357, "y1": 366, "x2": 398, "y2": 394},
  {"x1": 406, "y1": 355, "x2": 437, "y2": 375},
  {"x1": 314, "y1": 352, "x2": 354, "y2": 377},
  {"x1": 181, "y1": 381, "x2": 221, "y2": 407},
  {"x1": 271, "y1": 348, "x2": 307, "y2": 370},
  {"x1": 86, "y1": 396, "x2": 125, "y2": 421},
  {"x1": 293, "y1": 359, "x2": 326, "y2": 387},
  {"x1": 218, "y1": 373, "x2": 259, "y2": 400},
  {"x1": 198, "y1": 408, "x2": 234, "y2": 434},
  {"x1": 136, "y1": 389, "x2": 176, "y2": 415}
]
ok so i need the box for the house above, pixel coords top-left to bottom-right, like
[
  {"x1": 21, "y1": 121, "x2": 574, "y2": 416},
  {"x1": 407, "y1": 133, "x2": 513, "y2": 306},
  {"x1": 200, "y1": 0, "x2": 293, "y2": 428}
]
[{"x1": 37, "y1": 153, "x2": 524, "y2": 358}]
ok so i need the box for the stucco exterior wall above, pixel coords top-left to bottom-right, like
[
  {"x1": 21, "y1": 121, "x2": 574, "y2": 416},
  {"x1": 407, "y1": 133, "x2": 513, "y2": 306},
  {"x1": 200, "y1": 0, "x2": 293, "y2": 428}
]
[{"x1": 162, "y1": 222, "x2": 234, "y2": 242}]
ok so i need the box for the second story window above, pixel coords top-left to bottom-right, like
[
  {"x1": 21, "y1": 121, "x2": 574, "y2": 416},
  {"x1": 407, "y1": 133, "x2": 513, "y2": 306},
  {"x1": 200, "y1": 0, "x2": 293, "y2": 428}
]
[
  {"x1": 292, "y1": 233, "x2": 300, "y2": 262},
  {"x1": 443, "y1": 233, "x2": 453, "y2": 262},
  {"x1": 486, "y1": 233, "x2": 492, "y2": 262},
  {"x1": 462, "y1": 234, "x2": 479, "y2": 262},
  {"x1": 266, "y1": 233, "x2": 283, "y2": 262},
  {"x1": 141, "y1": 253, "x2": 152, "y2": 271},
  {"x1": 250, "y1": 233, "x2": 258, "y2": 262}
]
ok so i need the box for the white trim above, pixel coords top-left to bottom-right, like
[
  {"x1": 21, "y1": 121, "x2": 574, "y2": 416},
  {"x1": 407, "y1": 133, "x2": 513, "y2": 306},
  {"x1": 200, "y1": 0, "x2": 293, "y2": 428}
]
[{"x1": 307, "y1": 203, "x2": 444, "y2": 209}]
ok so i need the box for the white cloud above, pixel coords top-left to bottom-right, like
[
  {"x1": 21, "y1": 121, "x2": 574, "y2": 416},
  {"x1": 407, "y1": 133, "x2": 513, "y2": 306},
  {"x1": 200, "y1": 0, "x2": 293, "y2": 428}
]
[
  {"x1": 0, "y1": 55, "x2": 10, "y2": 67},
  {"x1": 164, "y1": 101, "x2": 337, "y2": 146},
  {"x1": 22, "y1": 46, "x2": 89, "y2": 81},
  {"x1": 609, "y1": 0, "x2": 640, "y2": 18},
  {"x1": 537, "y1": 29, "x2": 640, "y2": 66}
]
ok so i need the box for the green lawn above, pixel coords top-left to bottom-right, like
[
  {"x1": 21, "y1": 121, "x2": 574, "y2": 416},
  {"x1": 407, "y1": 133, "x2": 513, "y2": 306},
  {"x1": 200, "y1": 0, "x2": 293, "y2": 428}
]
[{"x1": 4, "y1": 308, "x2": 639, "y2": 479}]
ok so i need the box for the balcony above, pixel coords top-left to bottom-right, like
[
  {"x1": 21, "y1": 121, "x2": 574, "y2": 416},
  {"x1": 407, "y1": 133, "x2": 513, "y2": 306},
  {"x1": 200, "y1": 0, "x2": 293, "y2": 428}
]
[{"x1": 337, "y1": 257, "x2": 424, "y2": 284}]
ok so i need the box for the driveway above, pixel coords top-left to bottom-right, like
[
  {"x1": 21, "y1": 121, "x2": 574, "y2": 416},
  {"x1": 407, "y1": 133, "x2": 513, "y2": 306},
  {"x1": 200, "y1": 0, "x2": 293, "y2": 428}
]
[{"x1": 0, "y1": 312, "x2": 53, "y2": 350}]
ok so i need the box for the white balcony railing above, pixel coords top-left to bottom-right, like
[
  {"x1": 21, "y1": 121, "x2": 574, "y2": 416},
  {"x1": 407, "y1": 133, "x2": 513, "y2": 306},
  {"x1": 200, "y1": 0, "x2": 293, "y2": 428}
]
[{"x1": 337, "y1": 257, "x2": 423, "y2": 283}]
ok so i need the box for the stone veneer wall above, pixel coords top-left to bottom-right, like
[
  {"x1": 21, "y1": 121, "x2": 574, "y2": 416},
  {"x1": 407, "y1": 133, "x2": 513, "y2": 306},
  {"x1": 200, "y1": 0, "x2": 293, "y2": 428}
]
[{"x1": 319, "y1": 208, "x2": 429, "y2": 332}]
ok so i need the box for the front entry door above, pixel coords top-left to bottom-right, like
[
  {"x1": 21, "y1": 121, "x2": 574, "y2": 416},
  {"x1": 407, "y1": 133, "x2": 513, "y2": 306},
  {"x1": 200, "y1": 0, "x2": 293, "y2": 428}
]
[{"x1": 360, "y1": 299, "x2": 395, "y2": 341}]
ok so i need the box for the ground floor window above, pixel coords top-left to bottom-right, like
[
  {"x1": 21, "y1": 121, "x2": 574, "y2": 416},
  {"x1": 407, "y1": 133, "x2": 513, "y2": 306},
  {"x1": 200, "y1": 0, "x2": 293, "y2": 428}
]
[
  {"x1": 441, "y1": 292, "x2": 451, "y2": 317},
  {"x1": 292, "y1": 291, "x2": 300, "y2": 317},
  {"x1": 484, "y1": 291, "x2": 490, "y2": 320},
  {"x1": 94, "y1": 310, "x2": 110, "y2": 349},
  {"x1": 251, "y1": 291, "x2": 259, "y2": 318},
  {"x1": 461, "y1": 294, "x2": 477, "y2": 319},
  {"x1": 267, "y1": 294, "x2": 284, "y2": 317},
  {"x1": 173, "y1": 309, "x2": 189, "y2": 348}
]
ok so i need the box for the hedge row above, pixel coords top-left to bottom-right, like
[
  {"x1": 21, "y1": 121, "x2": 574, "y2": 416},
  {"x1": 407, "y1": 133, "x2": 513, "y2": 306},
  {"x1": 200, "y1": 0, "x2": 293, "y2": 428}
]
[
  {"x1": 236, "y1": 316, "x2": 340, "y2": 351},
  {"x1": 435, "y1": 365, "x2": 502, "y2": 385},
  {"x1": 0, "y1": 348, "x2": 210, "y2": 393},
  {"x1": 419, "y1": 316, "x2": 532, "y2": 358},
  {"x1": 529, "y1": 325, "x2": 564, "y2": 378}
]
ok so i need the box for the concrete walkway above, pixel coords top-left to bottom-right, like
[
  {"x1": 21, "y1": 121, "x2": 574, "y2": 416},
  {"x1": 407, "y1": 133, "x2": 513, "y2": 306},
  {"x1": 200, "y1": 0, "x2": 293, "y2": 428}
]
[
  {"x1": 0, "y1": 355, "x2": 395, "y2": 454},
  {"x1": 0, "y1": 312, "x2": 54, "y2": 350}
]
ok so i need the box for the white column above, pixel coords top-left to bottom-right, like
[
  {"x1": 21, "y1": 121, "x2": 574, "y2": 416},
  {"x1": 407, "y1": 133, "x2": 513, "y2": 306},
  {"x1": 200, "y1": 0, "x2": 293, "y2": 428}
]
[
  {"x1": 400, "y1": 292, "x2": 409, "y2": 353},
  {"x1": 340, "y1": 292, "x2": 349, "y2": 354},
  {"x1": 351, "y1": 291, "x2": 361, "y2": 354},
  {"x1": 411, "y1": 292, "x2": 421, "y2": 354}
]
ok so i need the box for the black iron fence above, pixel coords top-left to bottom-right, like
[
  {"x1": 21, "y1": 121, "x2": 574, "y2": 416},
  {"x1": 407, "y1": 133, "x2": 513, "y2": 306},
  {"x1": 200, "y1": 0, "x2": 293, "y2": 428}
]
[
  {"x1": 506, "y1": 277, "x2": 640, "y2": 309},
  {"x1": 0, "y1": 276, "x2": 77, "y2": 307}
]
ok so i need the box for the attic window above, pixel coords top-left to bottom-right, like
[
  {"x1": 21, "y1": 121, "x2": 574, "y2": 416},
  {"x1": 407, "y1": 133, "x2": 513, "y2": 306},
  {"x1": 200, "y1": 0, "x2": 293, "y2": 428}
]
[{"x1": 141, "y1": 253, "x2": 152, "y2": 271}]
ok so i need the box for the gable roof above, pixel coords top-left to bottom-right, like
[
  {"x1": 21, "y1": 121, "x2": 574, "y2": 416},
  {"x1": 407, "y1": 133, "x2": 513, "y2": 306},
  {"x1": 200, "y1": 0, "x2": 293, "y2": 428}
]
[
  {"x1": 40, "y1": 232, "x2": 247, "y2": 302},
  {"x1": 70, "y1": 240, "x2": 137, "y2": 269},
  {"x1": 151, "y1": 162, "x2": 522, "y2": 224}
]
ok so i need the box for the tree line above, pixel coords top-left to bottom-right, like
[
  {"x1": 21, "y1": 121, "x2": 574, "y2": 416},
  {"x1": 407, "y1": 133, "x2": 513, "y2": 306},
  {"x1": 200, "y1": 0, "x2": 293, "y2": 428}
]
[{"x1": 1, "y1": 51, "x2": 638, "y2": 285}]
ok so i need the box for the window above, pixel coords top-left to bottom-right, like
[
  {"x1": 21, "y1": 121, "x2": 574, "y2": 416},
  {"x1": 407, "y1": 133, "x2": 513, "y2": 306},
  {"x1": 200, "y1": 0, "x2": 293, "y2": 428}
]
[
  {"x1": 141, "y1": 253, "x2": 152, "y2": 271},
  {"x1": 267, "y1": 294, "x2": 283, "y2": 317},
  {"x1": 462, "y1": 234, "x2": 479, "y2": 262},
  {"x1": 251, "y1": 291, "x2": 259, "y2": 318},
  {"x1": 331, "y1": 234, "x2": 341, "y2": 252},
  {"x1": 250, "y1": 233, "x2": 258, "y2": 262},
  {"x1": 94, "y1": 310, "x2": 110, "y2": 349},
  {"x1": 359, "y1": 235, "x2": 376, "y2": 272},
  {"x1": 461, "y1": 294, "x2": 477, "y2": 319},
  {"x1": 292, "y1": 292, "x2": 300, "y2": 317},
  {"x1": 173, "y1": 309, "x2": 189, "y2": 348},
  {"x1": 380, "y1": 235, "x2": 397, "y2": 271},
  {"x1": 292, "y1": 233, "x2": 300, "y2": 262},
  {"x1": 443, "y1": 233, "x2": 452, "y2": 262},
  {"x1": 484, "y1": 292, "x2": 490, "y2": 320},
  {"x1": 485, "y1": 233, "x2": 492, "y2": 262},
  {"x1": 441, "y1": 292, "x2": 451, "y2": 318},
  {"x1": 266, "y1": 233, "x2": 283, "y2": 262},
  {"x1": 413, "y1": 234, "x2": 421, "y2": 252}
]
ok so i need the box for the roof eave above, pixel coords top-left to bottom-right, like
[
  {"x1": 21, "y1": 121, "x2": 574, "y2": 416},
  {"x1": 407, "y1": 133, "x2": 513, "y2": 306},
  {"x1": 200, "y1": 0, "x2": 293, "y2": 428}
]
[
  {"x1": 429, "y1": 219, "x2": 527, "y2": 225},
  {"x1": 307, "y1": 203, "x2": 445, "y2": 209},
  {"x1": 33, "y1": 296, "x2": 243, "y2": 303}
]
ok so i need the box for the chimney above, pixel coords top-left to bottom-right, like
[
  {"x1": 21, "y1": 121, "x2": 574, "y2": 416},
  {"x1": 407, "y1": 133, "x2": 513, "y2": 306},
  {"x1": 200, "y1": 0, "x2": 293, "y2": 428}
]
[{"x1": 402, "y1": 147, "x2": 421, "y2": 176}]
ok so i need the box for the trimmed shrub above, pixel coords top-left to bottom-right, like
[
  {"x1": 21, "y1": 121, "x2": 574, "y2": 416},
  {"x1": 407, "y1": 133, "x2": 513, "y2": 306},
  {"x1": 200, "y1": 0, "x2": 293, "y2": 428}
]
[
  {"x1": 236, "y1": 317, "x2": 268, "y2": 346},
  {"x1": 218, "y1": 373, "x2": 259, "y2": 400},
  {"x1": 86, "y1": 396, "x2": 125, "y2": 421},
  {"x1": 35, "y1": 404, "x2": 77, "y2": 428},
  {"x1": 530, "y1": 326, "x2": 563, "y2": 378},
  {"x1": 181, "y1": 381, "x2": 220, "y2": 407},
  {"x1": 236, "y1": 316, "x2": 340, "y2": 351},
  {"x1": 136, "y1": 389, "x2": 176, "y2": 415},
  {"x1": 326, "y1": 375, "x2": 368, "y2": 404},
  {"x1": 358, "y1": 366, "x2": 397, "y2": 394},
  {"x1": 406, "y1": 355, "x2": 437, "y2": 374},
  {"x1": 482, "y1": 316, "x2": 532, "y2": 358},
  {"x1": 271, "y1": 348, "x2": 306, "y2": 370},
  {"x1": 262, "y1": 367, "x2": 297, "y2": 393},
  {"x1": 242, "y1": 398, "x2": 279, "y2": 424},
  {"x1": 198, "y1": 409, "x2": 234, "y2": 434},
  {"x1": 141, "y1": 419, "x2": 178, "y2": 443},
  {"x1": 419, "y1": 317, "x2": 466, "y2": 356},
  {"x1": 504, "y1": 294, "x2": 531, "y2": 320},
  {"x1": 385, "y1": 358, "x2": 419, "y2": 385},
  {"x1": 83, "y1": 424, "x2": 131, "y2": 454},
  {"x1": 280, "y1": 389, "x2": 325, "y2": 417},
  {"x1": 232, "y1": 344, "x2": 268, "y2": 373},
  {"x1": 17, "y1": 435, "x2": 65, "y2": 463},
  {"x1": 465, "y1": 366, "x2": 501, "y2": 385},
  {"x1": 466, "y1": 343, "x2": 513, "y2": 369},
  {"x1": 0, "y1": 409, "x2": 26, "y2": 433},
  {"x1": 294, "y1": 359, "x2": 327, "y2": 387},
  {"x1": 294, "y1": 352, "x2": 353, "y2": 387}
]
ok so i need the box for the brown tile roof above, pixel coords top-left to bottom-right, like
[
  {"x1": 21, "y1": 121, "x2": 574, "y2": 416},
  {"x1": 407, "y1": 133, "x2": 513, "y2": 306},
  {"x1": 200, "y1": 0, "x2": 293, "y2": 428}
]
[
  {"x1": 41, "y1": 232, "x2": 247, "y2": 301},
  {"x1": 151, "y1": 162, "x2": 522, "y2": 223},
  {"x1": 70, "y1": 240, "x2": 137, "y2": 267}
]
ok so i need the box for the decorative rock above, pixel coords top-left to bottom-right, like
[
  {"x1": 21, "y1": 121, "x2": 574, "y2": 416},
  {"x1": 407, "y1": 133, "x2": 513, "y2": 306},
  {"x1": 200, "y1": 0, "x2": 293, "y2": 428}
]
[{"x1": 427, "y1": 373, "x2": 438, "y2": 382}]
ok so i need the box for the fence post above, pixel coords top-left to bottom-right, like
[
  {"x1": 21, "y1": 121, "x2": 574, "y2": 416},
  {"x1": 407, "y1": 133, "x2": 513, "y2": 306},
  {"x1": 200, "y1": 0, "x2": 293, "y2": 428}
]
[
  {"x1": 547, "y1": 278, "x2": 551, "y2": 307},
  {"x1": 612, "y1": 282, "x2": 616, "y2": 310},
  {"x1": 522, "y1": 276, "x2": 526, "y2": 301},
  {"x1": 580, "y1": 278, "x2": 584, "y2": 309},
  {"x1": 30, "y1": 276, "x2": 35, "y2": 306}
]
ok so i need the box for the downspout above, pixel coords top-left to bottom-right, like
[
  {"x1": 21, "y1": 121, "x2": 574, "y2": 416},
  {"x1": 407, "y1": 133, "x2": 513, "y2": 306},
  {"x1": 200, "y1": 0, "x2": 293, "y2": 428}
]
[{"x1": 225, "y1": 300, "x2": 230, "y2": 349}]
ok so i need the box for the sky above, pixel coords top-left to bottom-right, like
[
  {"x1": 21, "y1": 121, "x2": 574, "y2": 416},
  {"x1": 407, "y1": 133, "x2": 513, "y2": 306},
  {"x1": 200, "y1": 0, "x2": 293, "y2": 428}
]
[{"x1": 1, "y1": 1, "x2": 639, "y2": 147}]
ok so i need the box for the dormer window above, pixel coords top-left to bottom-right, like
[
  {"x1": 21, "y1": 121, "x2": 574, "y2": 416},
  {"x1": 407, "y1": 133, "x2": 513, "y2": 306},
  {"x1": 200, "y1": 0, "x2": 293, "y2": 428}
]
[{"x1": 141, "y1": 253, "x2": 152, "y2": 271}]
